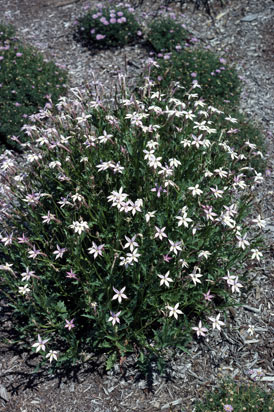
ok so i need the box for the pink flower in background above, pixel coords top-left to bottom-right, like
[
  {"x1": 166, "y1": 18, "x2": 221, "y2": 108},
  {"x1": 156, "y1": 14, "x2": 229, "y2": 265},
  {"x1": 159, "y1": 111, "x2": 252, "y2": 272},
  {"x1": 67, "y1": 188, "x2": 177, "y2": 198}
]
[
  {"x1": 191, "y1": 72, "x2": 197, "y2": 77},
  {"x1": 203, "y1": 290, "x2": 214, "y2": 301},
  {"x1": 16, "y1": 52, "x2": 22, "y2": 57},
  {"x1": 137, "y1": 30, "x2": 142, "y2": 36},
  {"x1": 96, "y1": 34, "x2": 105, "y2": 40},
  {"x1": 90, "y1": 29, "x2": 95, "y2": 34},
  {"x1": 110, "y1": 18, "x2": 116, "y2": 24},
  {"x1": 66, "y1": 269, "x2": 78, "y2": 280},
  {"x1": 163, "y1": 254, "x2": 172, "y2": 263},
  {"x1": 224, "y1": 405, "x2": 233, "y2": 412},
  {"x1": 219, "y1": 57, "x2": 227, "y2": 64},
  {"x1": 65, "y1": 319, "x2": 75, "y2": 331}
]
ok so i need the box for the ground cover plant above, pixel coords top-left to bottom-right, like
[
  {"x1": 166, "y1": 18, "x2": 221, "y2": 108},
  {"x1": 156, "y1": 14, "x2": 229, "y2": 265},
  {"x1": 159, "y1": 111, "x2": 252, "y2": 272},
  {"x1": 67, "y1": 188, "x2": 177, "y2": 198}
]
[
  {"x1": 151, "y1": 48, "x2": 241, "y2": 109},
  {"x1": 74, "y1": 4, "x2": 141, "y2": 52},
  {"x1": 0, "y1": 76, "x2": 266, "y2": 372},
  {"x1": 147, "y1": 16, "x2": 190, "y2": 53},
  {"x1": 193, "y1": 377, "x2": 274, "y2": 412},
  {"x1": 0, "y1": 22, "x2": 68, "y2": 152}
]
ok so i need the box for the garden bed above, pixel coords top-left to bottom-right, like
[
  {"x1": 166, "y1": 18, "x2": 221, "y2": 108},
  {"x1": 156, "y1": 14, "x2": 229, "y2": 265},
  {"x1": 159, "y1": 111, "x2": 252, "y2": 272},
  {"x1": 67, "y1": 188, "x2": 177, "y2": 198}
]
[{"x1": 0, "y1": 0, "x2": 273, "y2": 411}]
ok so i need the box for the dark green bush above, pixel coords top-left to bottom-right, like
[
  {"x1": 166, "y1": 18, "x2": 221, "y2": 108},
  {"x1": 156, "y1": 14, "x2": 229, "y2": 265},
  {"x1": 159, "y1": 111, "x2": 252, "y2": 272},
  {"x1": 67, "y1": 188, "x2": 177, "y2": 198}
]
[
  {"x1": 147, "y1": 17, "x2": 190, "y2": 53},
  {"x1": 0, "y1": 77, "x2": 265, "y2": 370},
  {"x1": 75, "y1": 5, "x2": 141, "y2": 51},
  {"x1": 151, "y1": 48, "x2": 241, "y2": 108},
  {"x1": 0, "y1": 22, "x2": 68, "y2": 151}
]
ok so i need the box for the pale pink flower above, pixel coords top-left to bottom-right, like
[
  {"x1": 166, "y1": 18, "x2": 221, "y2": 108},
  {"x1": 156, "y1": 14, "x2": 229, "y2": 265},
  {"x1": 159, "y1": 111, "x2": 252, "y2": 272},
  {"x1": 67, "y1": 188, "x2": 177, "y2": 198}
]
[
  {"x1": 236, "y1": 233, "x2": 250, "y2": 250},
  {"x1": 1, "y1": 233, "x2": 13, "y2": 246},
  {"x1": 123, "y1": 235, "x2": 139, "y2": 252},
  {"x1": 188, "y1": 184, "x2": 203, "y2": 197},
  {"x1": 251, "y1": 248, "x2": 263, "y2": 261},
  {"x1": 32, "y1": 334, "x2": 49, "y2": 352},
  {"x1": 189, "y1": 267, "x2": 203, "y2": 285},
  {"x1": 168, "y1": 240, "x2": 182, "y2": 255},
  {"x1": 208, "y1": 313, "x2": 225, "y2": 330},
  {"x1": 112, "y1": 287, "x2": 128, "y2": 303},
  {"x1": 108, "y1": 311, "x2": 121, "y2": 326},
  {"x1": 53, "y1": 245, "x2": 67, "y2": 260},
  {"x1": 167, "y1": 303, "x2": 183, "y2": 319},
  {"x1": 66, "y1": 269, "x2": 78, "y2": 280},
  {"x1": 28, "y1": 246, "x2": 44, "y2": 259},
  {"x1": 21, "y1": 267, "x2": 36, "y2": 281},
  {"x1": 46, "y1": 350, "x2": 58, "y2": 363},
  {"x1": 158, "y1": 271, "x2": 173, "y2": 287},
  {"x1": 192, "y1": 321, "x2": 208, "y2": 337},
  {"x1": 154, "y1": 226, "x2": 167, "y2": 241},
  {"x1": 252, "y1": 214, "x2": 266, "y2": 229},
  {"x1": 96, "y1": 34, "x2": 106, "y2": 40},
  {"x1": 224, "y1": 405, "x2": 233, "y2": 412},
  {"x1": 126, "y1": 249, "x2": 141, "y2": 264},
  {"x1": 18, "y1": 284, "x2": 31, "y2": 295},
  {"x1": 65, "y1": 319, "x2": 75, "y2": 331},
  {"x1": 203, "y1": 290, "x2": 214, "y2": 301},
  {"x1": 228, "y1": 276, "x2": 243, "y2": 293},
  {"x1": 88, "y1": 242, "x2": 105, "y2": 258}
]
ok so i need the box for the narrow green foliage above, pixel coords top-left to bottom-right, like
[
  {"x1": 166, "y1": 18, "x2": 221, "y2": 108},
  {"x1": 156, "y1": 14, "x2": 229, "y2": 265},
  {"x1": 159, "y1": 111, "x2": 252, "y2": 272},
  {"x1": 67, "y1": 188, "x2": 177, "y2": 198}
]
[
  {"x1": 0, "y1": 22, "x2": 68, "y2": 151},
  {"x1": 151, "y1": 48, "x2": 241, "y2": 108},
  {"x1": 147, "y1": 17, "x2": 190, "y2": 53},
  {"x1": 194, "y1": 378, "x2": 274, "y2": 412}
]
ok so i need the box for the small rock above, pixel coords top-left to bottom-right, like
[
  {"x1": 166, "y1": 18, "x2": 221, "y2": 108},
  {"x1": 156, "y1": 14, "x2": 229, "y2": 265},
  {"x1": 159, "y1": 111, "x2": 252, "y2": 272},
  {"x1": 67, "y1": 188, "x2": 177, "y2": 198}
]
[
  {"x1": 241, "y1": 14, "x2": 260, "y2": 22},
  {"x1": 0, "y1": 385, "x2": 10, "y2": 402}
]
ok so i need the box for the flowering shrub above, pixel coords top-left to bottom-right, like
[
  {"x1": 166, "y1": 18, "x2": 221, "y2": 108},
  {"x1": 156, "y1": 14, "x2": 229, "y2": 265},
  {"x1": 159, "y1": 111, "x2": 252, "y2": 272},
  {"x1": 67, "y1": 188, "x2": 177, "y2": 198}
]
[
  {"x1": 151, "y1": 48, "x2": 241, "y2": 109},
  {"x1": 0, "y1": 22, "x2": 68, "y2": 152},
  {"x1": 75, "y1": 5, "x2": 141, "y2": 51},
  {"x1": 194, "y1": 378, "x2": 274, "y2": 412},
  {"x1": 147, "y1": 17, "x2": 190, "y2": 53},
  {"x1": 0, "y1": 77, "x2": 265, "y2": 370}
]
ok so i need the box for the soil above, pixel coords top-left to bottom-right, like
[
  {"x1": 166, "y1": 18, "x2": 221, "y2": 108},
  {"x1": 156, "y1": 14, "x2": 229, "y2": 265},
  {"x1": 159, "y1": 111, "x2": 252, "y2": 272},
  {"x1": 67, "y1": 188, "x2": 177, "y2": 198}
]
[{"x1": 0, "y1": 0, "x2": 274, "y2": 411}]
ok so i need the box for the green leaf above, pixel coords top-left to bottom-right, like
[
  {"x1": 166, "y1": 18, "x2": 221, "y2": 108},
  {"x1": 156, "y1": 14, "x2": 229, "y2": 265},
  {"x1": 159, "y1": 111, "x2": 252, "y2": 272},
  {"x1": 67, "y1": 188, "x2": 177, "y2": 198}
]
[{"x1": 106, "y1": 352, "x2": 117, "y2": 371}]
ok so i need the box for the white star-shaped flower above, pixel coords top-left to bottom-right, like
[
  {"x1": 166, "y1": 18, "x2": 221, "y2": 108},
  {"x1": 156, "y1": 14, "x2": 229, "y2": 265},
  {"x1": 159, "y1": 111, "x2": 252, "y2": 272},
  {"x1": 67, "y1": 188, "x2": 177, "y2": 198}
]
[
  {"x1": 208, "y1": 313, "x2": 225, "y2": 331},
  {"x1": 166, "y1": 303, "x2": 183, "y2": 319},
  {"x1": 158, "y1": 271, "x2": 173, "y2": 287},
  {"x1": 112, "y1": 287, "x2": 128, "y2": 304}
]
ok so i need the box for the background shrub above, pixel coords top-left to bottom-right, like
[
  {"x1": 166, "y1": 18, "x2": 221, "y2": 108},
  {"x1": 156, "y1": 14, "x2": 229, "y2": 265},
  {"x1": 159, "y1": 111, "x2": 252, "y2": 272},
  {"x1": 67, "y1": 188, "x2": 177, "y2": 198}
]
[
  {"x1": 0, "y1": 78, "x2": 265, "y2": 370},
  {"x1": 151, "y1": 48, "x2": 241, "y2": 108},
  {"x1": 147, "y1": 17, "x2": 190, "y2": 53},
  {"x1": 0, "y1": 22, "x2": 68, "y2": 152},
  {"x1": 194, "y1": 378, "x2": 274, "y2": 412},
  {"x1": 75, "y1": 5, "x2": 141, "y2": 51}
]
